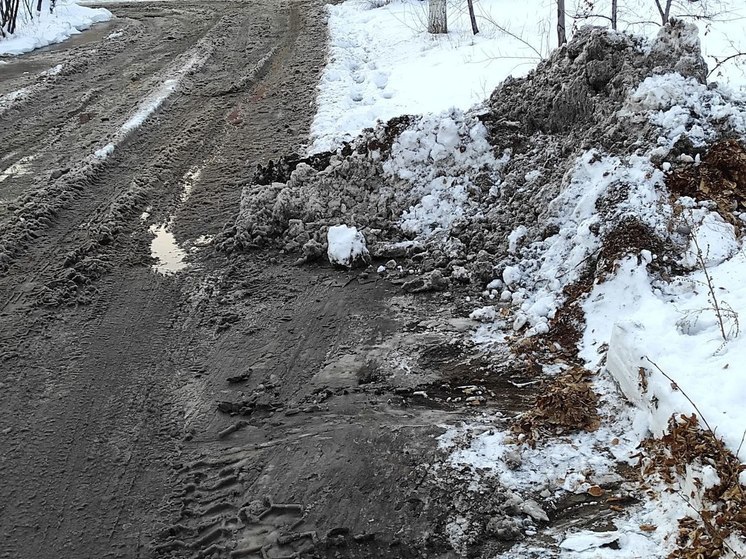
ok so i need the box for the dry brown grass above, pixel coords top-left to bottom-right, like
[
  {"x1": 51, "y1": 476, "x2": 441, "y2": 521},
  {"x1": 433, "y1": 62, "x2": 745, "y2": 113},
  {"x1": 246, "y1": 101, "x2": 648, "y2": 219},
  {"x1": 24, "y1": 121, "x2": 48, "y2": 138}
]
[
  {"x1": 667, "y1": 139, "x2": 746, "y2": 229},
  {"x1": 512, "y1": 367, "x2": 600, "y2": 445},
  {"x1": 638, "y1": 414, "x2": 746, "y2": 559}
]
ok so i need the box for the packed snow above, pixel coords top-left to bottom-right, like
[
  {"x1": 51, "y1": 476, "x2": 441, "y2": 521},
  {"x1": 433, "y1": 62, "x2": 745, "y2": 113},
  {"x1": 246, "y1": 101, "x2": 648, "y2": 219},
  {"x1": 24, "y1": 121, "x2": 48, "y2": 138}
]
[
  {"x1": 384, "y1": 110, "x2": 507, "y2": 236},
  {"x1": 0, "y1": 63, "x2": 66, "y2": 114},
  {"x1": 0, "y1": 0, "x2": 112, "y2": 56},
  {"x1": 326, "y1": 225, "x2": 370, "y2": 267},
  {"x1": 93, "y1": 52, "x2": 205, "y2": 160}
]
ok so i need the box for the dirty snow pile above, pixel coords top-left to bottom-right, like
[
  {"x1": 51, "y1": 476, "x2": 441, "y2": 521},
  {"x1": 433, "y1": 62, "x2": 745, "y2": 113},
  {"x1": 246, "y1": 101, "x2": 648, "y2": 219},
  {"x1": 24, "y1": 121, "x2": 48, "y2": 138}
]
[
  {"x1": 0, "y1": 0, "x2": 112, "y2": 56},
  {"x1": 233, "y1": 23, "x2": 722, "y2": 284},
  {"x1": 310, "y1": 0, "x2": 746, "y2": 152},
  {"x1": 227, "y1": 18, "x2": 746, "y2": 557},
  {"x1": 230, "y1": 108, "x2": 504, "y2": 276},
  {"x1": 435, "y1": 24, "x2": 746, "y2": 559}
]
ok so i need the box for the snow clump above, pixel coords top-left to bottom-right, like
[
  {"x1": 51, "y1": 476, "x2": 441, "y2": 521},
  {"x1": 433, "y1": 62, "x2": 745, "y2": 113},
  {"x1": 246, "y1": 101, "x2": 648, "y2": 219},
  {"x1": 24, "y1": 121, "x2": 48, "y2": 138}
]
[{"x1": 326, "y1": 225, "x2": 370, "y2": 267}]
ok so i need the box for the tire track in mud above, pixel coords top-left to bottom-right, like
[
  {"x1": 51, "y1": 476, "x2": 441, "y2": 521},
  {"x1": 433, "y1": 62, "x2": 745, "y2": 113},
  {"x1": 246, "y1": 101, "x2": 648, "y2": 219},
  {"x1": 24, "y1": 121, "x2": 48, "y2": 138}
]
[
  {"x1": 0, "y1": 7, "x2": 224, "y2": 280},
  {"x1": 0, "y1": 5, "x2": 217, "y2": 163},
  {"x1": 0, "y1": 0, "x2": 296, "y2": 299},
  {"x1": 147, "y1": 257, "x2": 538, "y2": 558},
  {"x1": 0, "y1": 271, "x2": 188, "y2": 558},
  {"x1": 0, "y1": 1, "x2": 331, "y2": 557}
]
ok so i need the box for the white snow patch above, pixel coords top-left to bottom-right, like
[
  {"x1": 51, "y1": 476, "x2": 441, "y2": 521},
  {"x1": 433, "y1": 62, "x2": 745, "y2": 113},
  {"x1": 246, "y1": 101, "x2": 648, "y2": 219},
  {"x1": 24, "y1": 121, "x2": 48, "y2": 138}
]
[
  {"x1": 310, "y1": 0, "x2": 746, "y2": 153},
  {"x1": 441, "y1": 386, "x2": 636, "y2": 495},
  {"x1": 45, "y1": 64, "x2": 64, "y2": 76},
  {"x1": 623, "y1": 73, "x2": 746, "y2": 151},
  {"x1": 382, "y1": 111, "x2": 506, "y2": 237},
  {"x1": 309, "y1": 0, "x2": 550, "y2": 152},
  {"x1": 0, "y1": 0, "x2": 112, "y2": 56},
  {"x1": 180, "y1": 166, "x2": 202, "y2": 203},
  {"x1": 93, "y1": 143, "x2": 115, "y2": 159},
  {"x1": 192, "y1": 234, "x2": 213, "y2": 248},
  {"x1": 327, "y1": 224, "x2": 369, "y2": 266},
  {"x1": 500, "y1": 150, "x2": 668, "y2": 337},
  {"x1": 0, "y1": 155, "x2": 36, "y2": 183},
  {"x1": 0, "y1": 64, "x2": 67, "y2": 114},
  {"x1": 595, "y1": 250, "x2": 746, "y2": 460},
  {"x1": 559, "y1": 532, "x2": 621, "y2": 552}
]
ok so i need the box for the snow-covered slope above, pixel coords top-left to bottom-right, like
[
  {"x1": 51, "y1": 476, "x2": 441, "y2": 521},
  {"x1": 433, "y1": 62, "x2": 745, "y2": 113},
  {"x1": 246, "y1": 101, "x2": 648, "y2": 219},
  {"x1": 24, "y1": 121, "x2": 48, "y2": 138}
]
[{"x1": 0, "y1": 0, "x2": 112, "y2": 56}]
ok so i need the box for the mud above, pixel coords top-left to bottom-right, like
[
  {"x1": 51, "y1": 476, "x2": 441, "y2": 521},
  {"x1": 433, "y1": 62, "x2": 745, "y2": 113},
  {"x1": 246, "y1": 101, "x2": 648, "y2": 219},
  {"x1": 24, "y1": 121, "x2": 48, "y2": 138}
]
[{"x1": 0, "y1": 2, "x2": 556, "y2": 559}]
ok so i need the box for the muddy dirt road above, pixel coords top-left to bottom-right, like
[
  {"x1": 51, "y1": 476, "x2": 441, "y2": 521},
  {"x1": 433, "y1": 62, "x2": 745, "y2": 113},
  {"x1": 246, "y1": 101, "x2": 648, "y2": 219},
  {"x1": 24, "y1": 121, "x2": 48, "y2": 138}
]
[{"x1": 0, "y1": 3, "x2": 541, "y2": 558}]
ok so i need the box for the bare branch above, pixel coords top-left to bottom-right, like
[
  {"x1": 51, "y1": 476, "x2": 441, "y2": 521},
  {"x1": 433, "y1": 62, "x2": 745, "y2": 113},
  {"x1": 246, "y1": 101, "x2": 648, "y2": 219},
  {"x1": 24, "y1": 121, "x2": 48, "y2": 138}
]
[
  {"x1": 475, "y1": 13, "x2": 546, "y2": 60},
  {"x1": 644, "y1": 357, "x2": 714, "y2": 435},
  {"x1": 708, "y1": 52, "x2": 746, "y2": 79}
]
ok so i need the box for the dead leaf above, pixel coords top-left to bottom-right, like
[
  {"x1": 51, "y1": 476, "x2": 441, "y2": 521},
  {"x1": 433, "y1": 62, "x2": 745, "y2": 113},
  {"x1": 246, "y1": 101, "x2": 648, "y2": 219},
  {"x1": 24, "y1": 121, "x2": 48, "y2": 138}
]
[{"x1": 587, "y1": 485, "x2": 605, "y2": 497}]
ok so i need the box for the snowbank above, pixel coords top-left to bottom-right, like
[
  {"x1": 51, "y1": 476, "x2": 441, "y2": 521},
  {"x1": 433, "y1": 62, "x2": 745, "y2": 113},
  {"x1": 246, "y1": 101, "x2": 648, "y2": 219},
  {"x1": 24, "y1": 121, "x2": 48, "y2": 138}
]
[
  {"x1": 310, "y1": 0, "x2": 547, "y2": 152},
  {"x1": 352, "y1": 21, "x2": 746, "y2": 558},
  {"x1": 600, "y1": 250, "x2": 746, "y2": 461},
  {"x1": 0, "y1": 0, "x2": 112, "y2": 56}
]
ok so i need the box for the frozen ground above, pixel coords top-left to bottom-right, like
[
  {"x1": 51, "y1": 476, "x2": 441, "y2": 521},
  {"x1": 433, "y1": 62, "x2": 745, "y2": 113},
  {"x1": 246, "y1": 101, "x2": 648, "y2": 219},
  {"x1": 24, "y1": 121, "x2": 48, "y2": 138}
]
[
  {"x1": 0, "y1": 0, "x2": 112, "y2": 56},
  {"x1": 310, "y1": 0, "x2": 746, "y2": 151}
]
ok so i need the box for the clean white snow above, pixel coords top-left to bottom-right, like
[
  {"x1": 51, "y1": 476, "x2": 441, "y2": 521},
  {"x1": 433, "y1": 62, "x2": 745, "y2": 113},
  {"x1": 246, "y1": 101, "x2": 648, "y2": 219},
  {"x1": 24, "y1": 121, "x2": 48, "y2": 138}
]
[
  {"x1": 310, "y1": 0, "x2": 746, "y2": 152},
  {"x1": 0, "y1": 0, "x2": 112, "y2": 56},
  {"x1": 327, "y1": 224, "x2": 369, "y2": 266}
]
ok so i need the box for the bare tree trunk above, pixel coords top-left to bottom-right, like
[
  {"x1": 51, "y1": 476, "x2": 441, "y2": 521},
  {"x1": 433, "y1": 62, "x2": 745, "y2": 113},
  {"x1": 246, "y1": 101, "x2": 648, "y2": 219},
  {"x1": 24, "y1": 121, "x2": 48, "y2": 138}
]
[
  {"x1": 466, "y1": 0, "x2": 479, "y2": 35},
  {"x1": 557, "y1": 0, "x2": 566, "y2": 46},
  {"x1": 8, "y1": 0, "x2": 19, "y2": 34},
  {"x1": 428, "y1": 0, "x2": 447, "y2": 34},
  {"x1": 611, "y1": 0, "x2": 618, "y2": 30},
  {"x1": 654, "y1": 0, "x2": 673, "y2": 25},
  {"x1": 664, "y1": 0, "x2": 672, "y2": 23}
]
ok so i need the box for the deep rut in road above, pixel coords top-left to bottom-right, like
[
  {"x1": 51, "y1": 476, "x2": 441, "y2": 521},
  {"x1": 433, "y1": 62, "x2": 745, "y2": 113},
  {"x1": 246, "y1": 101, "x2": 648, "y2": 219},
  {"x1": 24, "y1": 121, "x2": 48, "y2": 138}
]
[{"x1": 1, "y1": 2, "x2": 541, "y2": 559}]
